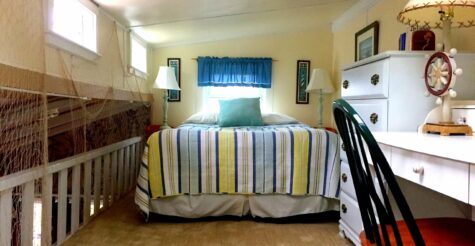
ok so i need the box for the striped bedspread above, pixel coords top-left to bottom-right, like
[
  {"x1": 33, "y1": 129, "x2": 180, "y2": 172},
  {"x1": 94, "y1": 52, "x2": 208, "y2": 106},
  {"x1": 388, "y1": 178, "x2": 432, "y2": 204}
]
[{"x1": 135, "y1": 124, "x2": 340, "y2": 216}]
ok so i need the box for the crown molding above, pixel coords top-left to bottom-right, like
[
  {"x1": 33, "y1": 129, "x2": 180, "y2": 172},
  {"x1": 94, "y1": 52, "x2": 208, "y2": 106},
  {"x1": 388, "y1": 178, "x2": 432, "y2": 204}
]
[{"x1": 332, "y1": 0, "x2": 383, "y2": 32}]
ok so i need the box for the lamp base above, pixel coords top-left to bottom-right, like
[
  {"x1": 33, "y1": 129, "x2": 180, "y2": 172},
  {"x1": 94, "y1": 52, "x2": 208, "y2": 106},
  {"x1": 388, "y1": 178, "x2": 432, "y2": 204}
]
[
  {"x1": 422, "y1": 123, "x2": 472, "y2": 136},
  {"x1": 161, "y1": 124, "x2": 171, "y2": 130}
]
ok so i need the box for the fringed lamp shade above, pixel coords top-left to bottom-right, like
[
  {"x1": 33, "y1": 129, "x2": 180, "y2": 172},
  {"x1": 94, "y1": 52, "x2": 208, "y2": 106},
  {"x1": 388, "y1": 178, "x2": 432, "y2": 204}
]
[{"x1": 397, "y1": 0, "x2": 475, "y2": 29}]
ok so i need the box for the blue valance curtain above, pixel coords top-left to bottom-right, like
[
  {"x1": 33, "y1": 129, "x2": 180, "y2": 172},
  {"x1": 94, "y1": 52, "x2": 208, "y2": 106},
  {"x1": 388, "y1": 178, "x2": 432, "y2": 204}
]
[{"x1": 197, "y1": 57, "x2": 272, "y2": 88}]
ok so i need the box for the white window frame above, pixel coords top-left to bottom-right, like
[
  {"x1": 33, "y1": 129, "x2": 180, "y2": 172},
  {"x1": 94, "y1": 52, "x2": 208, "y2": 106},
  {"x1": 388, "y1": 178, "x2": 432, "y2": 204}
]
[
  {"x1": 45, "y1": 0, "x2": 100, "y2": 61},
  {"x1": 201, "y1": 86, "x2": 273, "y2": 113},
  {"x1": 129, "y1": 33, "x2": 148, "y2": 78}
]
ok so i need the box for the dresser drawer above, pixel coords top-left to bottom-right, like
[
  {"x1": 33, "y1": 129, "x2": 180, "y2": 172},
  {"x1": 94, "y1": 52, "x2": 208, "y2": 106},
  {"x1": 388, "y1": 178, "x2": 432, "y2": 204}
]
[
  {"x1": 340, "y1": 191, "x2": 363, "y2": 235},
  {"x1": 391, "y1": 147, "x2": 469, "y2": 203},
  {"x1": 347, "y1": 99, "x2": 388, "y2": 132},
  {"x1": 341, "y1": 58, "x2": 389, "y2": 99},
  {"x1": 341, "y1": 161, "x2": 356, "y2": 199}
]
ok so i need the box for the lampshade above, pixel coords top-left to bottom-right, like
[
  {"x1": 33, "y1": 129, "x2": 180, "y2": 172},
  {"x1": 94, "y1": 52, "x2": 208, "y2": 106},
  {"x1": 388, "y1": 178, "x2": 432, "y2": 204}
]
[
  {"x1": 305, "y1": 69, "x2": 334, "y2": 94},
  {"x1": 398, "y1": 0, "x2": 475, "y2": 29},
  {"x1": 153, "y1": 66, "x2": 181, "y2": 90}
]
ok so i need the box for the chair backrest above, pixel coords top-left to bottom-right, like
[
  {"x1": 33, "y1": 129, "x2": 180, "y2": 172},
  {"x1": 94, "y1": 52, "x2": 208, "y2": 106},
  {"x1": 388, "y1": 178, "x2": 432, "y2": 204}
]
[{"x1": 333, "y1": 99, "x2": 425, "y2": 246}]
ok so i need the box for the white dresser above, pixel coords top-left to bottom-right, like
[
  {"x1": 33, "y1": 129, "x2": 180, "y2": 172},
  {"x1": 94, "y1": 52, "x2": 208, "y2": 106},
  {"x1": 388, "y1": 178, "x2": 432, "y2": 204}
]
[{"x1": 338, "y1": 51, "x2": 475, "y2": 245}]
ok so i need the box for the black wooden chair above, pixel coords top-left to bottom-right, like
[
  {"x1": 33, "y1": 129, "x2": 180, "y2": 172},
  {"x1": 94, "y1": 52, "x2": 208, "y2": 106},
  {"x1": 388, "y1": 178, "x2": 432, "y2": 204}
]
[{"x1": 333, "y1": 99, "x2": 475, "y2": 246}]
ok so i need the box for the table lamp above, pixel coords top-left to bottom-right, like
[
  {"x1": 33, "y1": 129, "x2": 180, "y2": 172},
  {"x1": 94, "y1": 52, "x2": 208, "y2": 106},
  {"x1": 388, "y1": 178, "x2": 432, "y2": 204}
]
[
  {"x1": 398, "y1": 0, "x2": 475, "y2": 51},
  {"x1": 306, "y1": 68, "x2": 335, "y2": 128},
  {"x1": 153, "y1": 66, "x2": 181, "y2": 129},
  {"x1": 398, "y1": 1, "x2": 475, "y2": 135}
]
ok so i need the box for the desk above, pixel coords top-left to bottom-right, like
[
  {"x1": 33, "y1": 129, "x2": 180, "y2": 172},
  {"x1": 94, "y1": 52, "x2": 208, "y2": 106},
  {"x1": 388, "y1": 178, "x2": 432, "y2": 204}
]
[{"x1": 373, "y1": 132, "x2": 475, "y2": 218}]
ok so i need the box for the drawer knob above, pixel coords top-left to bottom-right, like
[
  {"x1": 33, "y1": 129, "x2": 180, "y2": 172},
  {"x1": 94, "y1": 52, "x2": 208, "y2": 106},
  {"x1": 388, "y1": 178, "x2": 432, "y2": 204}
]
[
  {"x1": 341, "y1": 143, "x2": 346, "y2": 152},
  {"x1": 342, "y1": 80, "x2": 349, "y2": 89},
  {"x1": 342, "y1": 204, "x2": 347, "y2": 213},
  {"x1": 370, "y1": 113, "x2": 378, "y2": 124},
  {"x1": 371, "y1": 74, "x2": 380, "y2": 86},
  {"x1": 412, "y1": 166, "x2": 424, "y2": 174},
  {"x1": 342, "y1": 173, "x2": 348, "y2": 183}
]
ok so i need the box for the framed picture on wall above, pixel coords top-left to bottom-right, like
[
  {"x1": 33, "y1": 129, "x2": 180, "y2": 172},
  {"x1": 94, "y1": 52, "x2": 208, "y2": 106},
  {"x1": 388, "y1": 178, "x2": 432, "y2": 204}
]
[
  {"x1": 167, "y1": 58, "x2": 181, "y2": 102},
  {"x1": 296, "y1": 60, "x2": 310, "y2": 104},
  {"x1": 355, "y1": 21, "x2": 379, "y2": 61}
]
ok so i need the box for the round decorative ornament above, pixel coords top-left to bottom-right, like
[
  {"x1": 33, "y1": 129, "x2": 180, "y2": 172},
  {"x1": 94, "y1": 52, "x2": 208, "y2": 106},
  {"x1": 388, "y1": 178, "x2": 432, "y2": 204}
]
[{"x1": 423, "y1": 48, "x2": 462, "y2": 100}]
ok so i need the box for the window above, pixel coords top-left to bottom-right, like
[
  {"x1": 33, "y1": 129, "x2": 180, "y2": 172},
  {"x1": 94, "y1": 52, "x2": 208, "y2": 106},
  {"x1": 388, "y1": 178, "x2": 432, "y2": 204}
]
[
  {"x1": 202, "y1": 86, "x2": 271, "y2": 113},
  {"x1": 130, "y1": 35, "x2": 147, "y2": 75},
  {"x1": 47, "y1": 0, "x2": 99, "y2": 60}
]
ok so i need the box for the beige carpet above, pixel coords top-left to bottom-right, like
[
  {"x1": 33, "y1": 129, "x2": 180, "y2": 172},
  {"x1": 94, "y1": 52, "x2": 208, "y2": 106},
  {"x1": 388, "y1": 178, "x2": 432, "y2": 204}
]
[{"x1": 63, "y1": 193, "x2": 352, "y2": 246}]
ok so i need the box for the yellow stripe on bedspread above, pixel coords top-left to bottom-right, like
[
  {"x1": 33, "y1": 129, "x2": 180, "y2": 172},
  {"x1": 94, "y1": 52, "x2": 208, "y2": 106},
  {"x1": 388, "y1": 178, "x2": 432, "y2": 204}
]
[{"x1": 147, "y1": 133, "x2": 163, "y2": 197}]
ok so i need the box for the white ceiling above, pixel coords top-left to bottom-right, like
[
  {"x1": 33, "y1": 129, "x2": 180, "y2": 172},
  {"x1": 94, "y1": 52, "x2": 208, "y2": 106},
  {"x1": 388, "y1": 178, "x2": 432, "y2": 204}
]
[{"x1": 95, "y1": 0, "x2": 358, "y2": 47}]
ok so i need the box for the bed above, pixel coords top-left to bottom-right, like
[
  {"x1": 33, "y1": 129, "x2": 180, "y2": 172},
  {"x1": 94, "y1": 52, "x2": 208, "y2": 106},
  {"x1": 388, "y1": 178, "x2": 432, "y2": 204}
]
[{"x1": 135, "y1": 113, "x2": 341, "y2": 220}]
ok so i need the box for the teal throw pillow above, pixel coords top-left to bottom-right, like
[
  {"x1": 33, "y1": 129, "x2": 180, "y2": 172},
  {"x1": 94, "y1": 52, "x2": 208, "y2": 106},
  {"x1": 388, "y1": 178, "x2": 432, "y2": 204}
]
[{"x1": 218, "y1": 98, "x2": 264, "y2": 127}]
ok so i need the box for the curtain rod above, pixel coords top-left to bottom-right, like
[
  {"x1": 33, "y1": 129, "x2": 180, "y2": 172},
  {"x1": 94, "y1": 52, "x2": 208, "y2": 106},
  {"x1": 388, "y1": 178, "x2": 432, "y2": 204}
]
[{"x1": 191, "y1": 58, "x2": 278, "y2": 61}]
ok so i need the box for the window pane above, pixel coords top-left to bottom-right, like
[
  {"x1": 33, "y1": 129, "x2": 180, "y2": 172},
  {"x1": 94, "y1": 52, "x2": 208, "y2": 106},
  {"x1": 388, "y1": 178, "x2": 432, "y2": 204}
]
[
  {"x1": 131, "y1": 37, "x2": 147, "y2": 73},
  {"x1": 51, "y1": 0, "x2": 97, "y2": 52},
  {"x1": 203, "y1": 86, "x2": 267, "y2": 112}
]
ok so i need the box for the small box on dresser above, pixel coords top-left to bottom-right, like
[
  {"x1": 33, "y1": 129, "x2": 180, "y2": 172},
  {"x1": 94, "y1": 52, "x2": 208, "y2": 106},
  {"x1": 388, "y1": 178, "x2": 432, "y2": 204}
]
[{"x1": 338, "y1": 51, "x2": 475, "y2": 245}]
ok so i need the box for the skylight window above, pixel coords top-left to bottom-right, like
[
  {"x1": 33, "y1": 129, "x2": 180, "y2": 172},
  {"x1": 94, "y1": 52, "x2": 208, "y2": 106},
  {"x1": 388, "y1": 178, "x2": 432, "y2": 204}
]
[
  {"x1": 130, "y1": 35, "x2": 147, "y2": 74},
  {"x1": 46, "y1": 0, "x2": 99, "y2": 60}
]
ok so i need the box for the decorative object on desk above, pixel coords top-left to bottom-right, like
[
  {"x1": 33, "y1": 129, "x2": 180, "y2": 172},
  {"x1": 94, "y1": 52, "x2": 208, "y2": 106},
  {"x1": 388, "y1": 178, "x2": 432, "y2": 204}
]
[
  {"x1": 153, "y1": 66, "x2": 181, "y2": 129},
  {"x1": 296, "y1": 60, "x2": 311, "y2": 104},
  {"x1": 398, "y1": 0, "x2": 475, "y2": 136},
  {"x1": 420, "y1": 48, "x2": 471, "y2": 135},
  {"x1": 411, "y1": 30, "x2": 435, "y2": 50},
  {"x1": 398, "y1": 32, "x2": 407, "y2": 51},
  {"x1": 398, "y1": 0, "x2": 475, "y2": 52},
  {"x1": 355, "y1": 21, "x2": 379, "y2": 61},
  {"x1": 306, "y1": 68, "x2": 334, "y2": 128},
  {"x1": 167, "y1": 58, "x2": 181, "y2": 102}
]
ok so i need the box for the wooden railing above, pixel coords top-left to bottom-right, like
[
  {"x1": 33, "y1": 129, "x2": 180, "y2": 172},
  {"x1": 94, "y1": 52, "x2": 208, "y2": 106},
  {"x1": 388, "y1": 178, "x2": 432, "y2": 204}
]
[{"x1": 0, "y1": 136, "x2": 143, "y2": 246}]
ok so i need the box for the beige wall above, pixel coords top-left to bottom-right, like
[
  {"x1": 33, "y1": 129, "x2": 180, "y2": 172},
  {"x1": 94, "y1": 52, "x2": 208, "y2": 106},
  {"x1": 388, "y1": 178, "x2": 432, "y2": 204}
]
[
  {"x1": 152, "y1": 28, "x2": 334, "y2": 127},
  {"x1": 332, "y1": 0, "x2": 475, "y2": 99},
  {"x1": 0, "y1": 0, "x2": 151, "y2": 96}
]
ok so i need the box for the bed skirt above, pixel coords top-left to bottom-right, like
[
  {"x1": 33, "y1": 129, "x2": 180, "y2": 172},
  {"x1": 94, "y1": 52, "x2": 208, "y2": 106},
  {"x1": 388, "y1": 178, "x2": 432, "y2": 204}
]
[{"x1": 146, "y1": 194, "x2": 339, "y2": 219}]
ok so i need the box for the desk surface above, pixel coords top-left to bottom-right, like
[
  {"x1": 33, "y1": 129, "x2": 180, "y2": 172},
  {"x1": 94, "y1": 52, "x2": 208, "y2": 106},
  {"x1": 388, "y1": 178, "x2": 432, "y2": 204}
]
[{"x1": 373, "y1": 132, "x2": 475, "y2": 163}]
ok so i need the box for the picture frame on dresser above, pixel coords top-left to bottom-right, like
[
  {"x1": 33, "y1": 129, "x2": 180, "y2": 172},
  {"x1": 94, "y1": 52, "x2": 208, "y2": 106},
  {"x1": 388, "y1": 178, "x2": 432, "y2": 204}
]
[
  {"x1": 167, "y1": 58, "x2": 181, "y2": 102},
  {"x1": 355, "y1": 21, "x2": 379, "y2": 61},
  {"x1": 296, "y1": 60, "x2": 310, "y2": 104}
]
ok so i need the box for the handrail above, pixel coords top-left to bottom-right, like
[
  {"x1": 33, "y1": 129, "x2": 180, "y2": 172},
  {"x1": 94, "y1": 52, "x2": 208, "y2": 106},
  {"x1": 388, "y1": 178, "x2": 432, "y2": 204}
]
[{"x1": 0, "y1": 136, "x2": 142, "y2": 191}]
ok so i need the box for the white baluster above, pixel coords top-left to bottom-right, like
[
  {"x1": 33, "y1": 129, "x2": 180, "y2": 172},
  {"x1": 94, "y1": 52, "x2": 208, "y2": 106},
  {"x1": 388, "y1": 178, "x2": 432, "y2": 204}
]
[
  {"x1": 57, "y1": 169, "x2": 68, "y2": 243},
  {"x1": 0, "y1": 188, "x2": 13, "y2": 246},
  {"x1": 83, "y1": 160, "x2": 92, "y2": 222},
  {"x1": 103, "y1": 154, "x2": 111, "y2": 208},
  {"x1": 21, "y1": 181, "x2": 34, "y2": 246},
  {"x1": 71, "y1": 165, "x2": 81, "y2": 233}
]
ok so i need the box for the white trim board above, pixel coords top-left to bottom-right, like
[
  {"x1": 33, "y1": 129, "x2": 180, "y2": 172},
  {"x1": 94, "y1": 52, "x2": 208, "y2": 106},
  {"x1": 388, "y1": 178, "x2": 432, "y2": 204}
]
[{"x1": 331, "y1": 0, "x2": 383, "y2": 33}]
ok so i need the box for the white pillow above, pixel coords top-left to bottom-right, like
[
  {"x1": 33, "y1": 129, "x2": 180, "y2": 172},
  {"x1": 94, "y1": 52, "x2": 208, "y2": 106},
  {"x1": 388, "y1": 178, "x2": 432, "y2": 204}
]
[
  {"x1": 183, "y1": 112, "x2": 218, "y2": 124},
  {"x1": 183, "y1": 112, "x2": 299, "y2": 125},
  {"x1": 262, "y1": 113, "x2": 299, "y2": 125}
]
